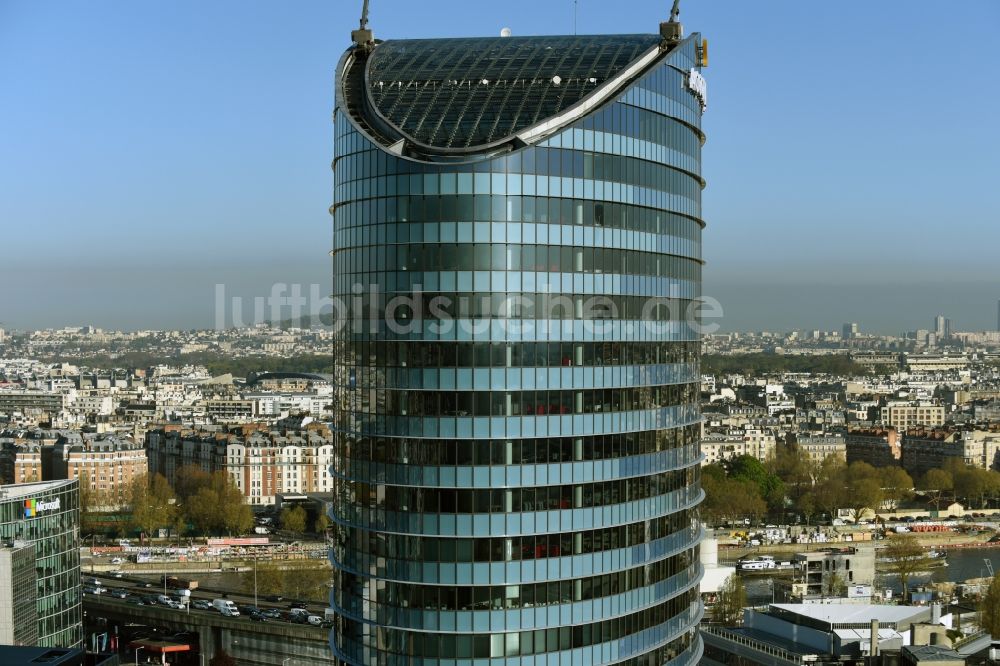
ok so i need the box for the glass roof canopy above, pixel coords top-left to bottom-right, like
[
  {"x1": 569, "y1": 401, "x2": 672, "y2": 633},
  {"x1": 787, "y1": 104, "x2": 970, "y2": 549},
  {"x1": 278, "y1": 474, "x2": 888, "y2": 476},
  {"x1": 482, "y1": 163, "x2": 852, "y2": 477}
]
[{"x1": 363, "y1": 34, "x2": 662, "y2": 151}]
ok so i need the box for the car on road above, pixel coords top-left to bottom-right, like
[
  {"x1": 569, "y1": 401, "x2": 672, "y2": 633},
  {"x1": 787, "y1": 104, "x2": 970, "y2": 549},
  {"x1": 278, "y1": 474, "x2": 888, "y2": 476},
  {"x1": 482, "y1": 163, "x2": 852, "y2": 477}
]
[
  {"x1": 110, "y1": 589, "x2": 129, "y2": 599},
  {"x1": 192, "y1": 600, "x2": 212, "y2": 610},
  {"x1": 306, "y1": 615, "x2": 323, "y2": 626},
  {"x1": 240, "y1": 605, "x2": 260, "y2": 616},
  {"x1": 262, "y1": 608, "x2": 282, "y2": 619},
  {"x1": 109, "y1": 570, "x2": 124, "y2": 578},
  {"x1": 249, "y1": 611, "x2": 268, "y2": 622},
  {"x1": 84, "y1": 586, "x2": 102, "y2": 595},
  {"x1": 265, "y1": 595, "x2": 283, "y2": 602},
  {"x1": 110, "y1": 557, "x2": 124, "y2": 565}
]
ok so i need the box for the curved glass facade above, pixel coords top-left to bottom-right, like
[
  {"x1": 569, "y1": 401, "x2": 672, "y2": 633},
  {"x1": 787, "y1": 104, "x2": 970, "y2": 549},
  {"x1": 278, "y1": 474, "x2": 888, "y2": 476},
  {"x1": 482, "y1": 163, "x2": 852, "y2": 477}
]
[
  {"x1": 331, "y1": 28, "x2": 706, "y2": 666},
  {"x1": 0, "y1": 479, "x2": 83, "y2": 648}
]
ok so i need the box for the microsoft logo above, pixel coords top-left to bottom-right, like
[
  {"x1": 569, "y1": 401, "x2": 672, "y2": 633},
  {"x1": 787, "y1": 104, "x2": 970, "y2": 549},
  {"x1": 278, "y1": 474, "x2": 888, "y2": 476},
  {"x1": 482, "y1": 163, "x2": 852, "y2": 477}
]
[{"x1": 22, "y1": 497, "x2": 60, "y2": 518}]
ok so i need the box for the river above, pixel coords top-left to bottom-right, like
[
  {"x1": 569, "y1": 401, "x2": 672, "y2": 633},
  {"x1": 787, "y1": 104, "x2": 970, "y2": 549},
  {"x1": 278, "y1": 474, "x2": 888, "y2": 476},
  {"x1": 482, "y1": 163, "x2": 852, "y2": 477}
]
[{"x1": 743, "y1": 547, "x2": 1000, "y2": 604}]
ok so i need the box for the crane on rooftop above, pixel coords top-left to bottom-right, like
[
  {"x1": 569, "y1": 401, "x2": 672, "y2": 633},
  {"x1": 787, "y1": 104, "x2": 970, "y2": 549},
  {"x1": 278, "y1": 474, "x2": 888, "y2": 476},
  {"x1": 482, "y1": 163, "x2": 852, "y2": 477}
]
[
  {"x1": 660, "y1": 0, "x2": 684, "y2": 45},
  {"x1": 352, "y1": 0, "x2": 374, "y2": 52}
]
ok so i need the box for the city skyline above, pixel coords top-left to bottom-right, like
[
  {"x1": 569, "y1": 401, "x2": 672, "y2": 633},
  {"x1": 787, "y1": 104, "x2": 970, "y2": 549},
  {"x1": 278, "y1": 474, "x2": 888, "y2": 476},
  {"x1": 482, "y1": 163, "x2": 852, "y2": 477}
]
[{"x1": 2, "y1": 1, "x2": 999, "y2": 331}]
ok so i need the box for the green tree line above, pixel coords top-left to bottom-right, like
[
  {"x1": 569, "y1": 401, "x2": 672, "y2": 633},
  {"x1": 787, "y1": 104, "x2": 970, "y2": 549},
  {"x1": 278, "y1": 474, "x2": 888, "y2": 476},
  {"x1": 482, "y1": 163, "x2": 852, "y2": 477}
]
[
  {"x1": 703, "y1": 447, "x2": 1000, "y2": 526},
  {"x1": 82, "y1": 467, "x2": 255, "y2": 538},
  {"x1": 702, "y1": 354, "x2": 868, "y2": 377}
]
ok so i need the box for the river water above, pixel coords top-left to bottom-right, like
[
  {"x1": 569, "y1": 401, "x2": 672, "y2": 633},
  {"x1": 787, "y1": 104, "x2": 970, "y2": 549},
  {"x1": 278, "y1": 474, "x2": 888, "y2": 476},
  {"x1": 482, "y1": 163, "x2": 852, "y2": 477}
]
[{"x1": 743, "y1": 547, "x2": 1000, "y2": 604}]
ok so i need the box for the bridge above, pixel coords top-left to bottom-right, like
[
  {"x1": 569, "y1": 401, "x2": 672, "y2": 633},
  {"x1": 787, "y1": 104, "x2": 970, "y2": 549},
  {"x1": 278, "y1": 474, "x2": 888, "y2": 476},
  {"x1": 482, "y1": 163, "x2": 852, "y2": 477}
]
[{"x1": 84, "y1": 596, "x2": 334, "y2": 666}]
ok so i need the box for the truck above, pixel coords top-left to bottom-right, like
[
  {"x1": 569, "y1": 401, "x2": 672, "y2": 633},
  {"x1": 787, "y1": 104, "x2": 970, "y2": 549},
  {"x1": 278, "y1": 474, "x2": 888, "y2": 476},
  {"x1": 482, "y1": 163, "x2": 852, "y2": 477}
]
[
  {"x1": 162, "y1": 575, "x2": 199, "y2": 590},
  {"x1": 212, "y1": 599, "x2": 240, "y2": 616}
]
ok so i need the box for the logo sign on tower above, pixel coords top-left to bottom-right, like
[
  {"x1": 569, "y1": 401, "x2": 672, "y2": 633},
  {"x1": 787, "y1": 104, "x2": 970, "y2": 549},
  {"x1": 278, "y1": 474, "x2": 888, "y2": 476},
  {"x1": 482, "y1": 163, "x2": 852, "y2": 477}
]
[
  {"x1": 687, "y1": 69, "x2": 707, "y2": 111},
  {"x1": 23, "y1": 497, "x2": 61, "y2": 518}
]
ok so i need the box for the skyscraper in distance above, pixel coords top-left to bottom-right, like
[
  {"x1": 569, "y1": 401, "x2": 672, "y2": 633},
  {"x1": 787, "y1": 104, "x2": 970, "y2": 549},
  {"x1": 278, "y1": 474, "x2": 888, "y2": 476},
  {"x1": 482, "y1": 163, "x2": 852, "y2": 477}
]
[{"x1": 330, "y1": 4, "x2": 707, "y2": 664}]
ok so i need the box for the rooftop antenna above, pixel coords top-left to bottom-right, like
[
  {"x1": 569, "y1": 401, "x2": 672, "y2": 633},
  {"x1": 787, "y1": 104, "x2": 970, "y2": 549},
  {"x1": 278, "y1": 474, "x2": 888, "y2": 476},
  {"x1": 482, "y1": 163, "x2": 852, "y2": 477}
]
[
  {"x1": 352, "y1": 0, "x2": 374, "y2": 52},
  {"x1": 574, "y1": 0, "x2": 578, "y2": 35},
  {"x1": 660, "y1": 0, "x2": 683, "y2": 46}
]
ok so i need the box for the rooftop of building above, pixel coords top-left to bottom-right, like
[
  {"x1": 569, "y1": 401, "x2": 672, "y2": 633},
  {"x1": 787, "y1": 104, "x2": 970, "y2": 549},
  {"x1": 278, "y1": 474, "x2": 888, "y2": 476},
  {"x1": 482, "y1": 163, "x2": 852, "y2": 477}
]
[
  {"x1": 768, "y1": 603, "x2": 928, "y2": 628},
  {"x1": 901, "y1": 644, "x2": 964, "y2": 660},
  {"x1": 0, "y1": 478, "x2": 76, "y2": 501},
  {"x1": 362, "y1": 33, "x2": 662, "y2": 150}
]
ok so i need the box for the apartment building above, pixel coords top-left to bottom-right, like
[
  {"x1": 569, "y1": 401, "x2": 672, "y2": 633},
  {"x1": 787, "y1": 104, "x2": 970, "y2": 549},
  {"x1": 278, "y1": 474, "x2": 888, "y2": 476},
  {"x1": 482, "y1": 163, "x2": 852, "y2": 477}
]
[
  {"x1": 146, "y1": 423, "x2": 334, "y2": 505},
  {"x1": 846, "y1": 427, "x2": 902, "y2": 468},
  {"x1": 52, "y1": 433, "x2": 147, "y2": 504},
  {"x1": 880, "y1": 401, "x2": 945, "y2": 429},
  {"x1": 792, "y1": 433, "x2": 846, "y2": 463}
]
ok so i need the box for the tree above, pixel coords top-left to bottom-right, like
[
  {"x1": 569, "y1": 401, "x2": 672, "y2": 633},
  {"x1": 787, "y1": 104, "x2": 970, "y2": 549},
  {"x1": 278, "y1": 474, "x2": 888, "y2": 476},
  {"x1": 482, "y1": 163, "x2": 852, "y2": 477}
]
[
  {"x1": 878, "y1": 466, "x2": 914, "y2": 512},
  {"x1": 714, "y1": 575, "x2": 747, "y2": 626},
  {"x1": 209, "y1": 649, "x2": 237, "y2": 666},
  {"x1": 243, "y1": 560, "x2": 285, "y2": 597},
  {"x1": 283, "y1": 560, "x2": 332, "y2": 601},
  {"x1": 825, "y1": 572, "x2": 848, "y2": 597},
  {"x1": 314, "y1": 513, "x2": 330, "y2": 535},
  {"x1": 242, "y1": 560, "x2": 332, "y2": 602},
  {"x1": 702, "y1": 473, "x2": 767, "y2": 526},
  {"x1": 281, "y1": 506, "x2": 308, "y2": 533},
  {"x1": 918, "y1": 469, "x2": 954, "y2": 511},
  {"x1": 174, "y1": 465, "x2": 212, "y2": 502},
  {"x1": 215, "y1": 473, "x2": 253, "y2": 536},
  {"x1": 981, "y1": 572, "x2": 1000, "y2": 637},
  {"x1": 127, "y1": 474, "x2": 176, "y2": 537},
  {"x1": 726, "y1": 455, "x2": 785, "y2": 512},
  {"x1": 882, "y1": 534, "x2": 933, "y2": 603},
  {"x1": 185, "y1": 487, "x2": 219, "y2": 535},
  {"x1": 180, "y1": 471, "x2": 252, "y2": 536},
  {"x1": 844, "y1": 468, "x2": 883, "y2": 523}
]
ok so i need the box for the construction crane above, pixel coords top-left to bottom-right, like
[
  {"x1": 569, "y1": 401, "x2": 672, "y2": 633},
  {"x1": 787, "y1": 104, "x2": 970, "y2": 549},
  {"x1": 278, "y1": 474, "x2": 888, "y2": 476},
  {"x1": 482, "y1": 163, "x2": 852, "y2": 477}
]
[
  {"x1": 660, "y1": 0, "x2": 683, "y2": 45},
  {"x1": 352, "y1": 0, "x2": 374, "y2": 51}
]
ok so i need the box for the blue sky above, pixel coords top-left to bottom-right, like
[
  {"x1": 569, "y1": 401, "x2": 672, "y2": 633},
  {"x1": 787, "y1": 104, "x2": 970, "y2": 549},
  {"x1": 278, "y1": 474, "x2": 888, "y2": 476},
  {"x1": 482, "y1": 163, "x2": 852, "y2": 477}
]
[{"x1": 1, "y1": 0, "x2": 998, "y2": 332}]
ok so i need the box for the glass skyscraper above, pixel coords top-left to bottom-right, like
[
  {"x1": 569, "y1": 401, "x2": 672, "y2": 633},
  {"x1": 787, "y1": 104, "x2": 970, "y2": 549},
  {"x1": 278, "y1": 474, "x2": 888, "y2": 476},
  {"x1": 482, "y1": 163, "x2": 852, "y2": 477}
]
[{"x1": 331, "y1": 12, "x2": 707, "y2": 665}]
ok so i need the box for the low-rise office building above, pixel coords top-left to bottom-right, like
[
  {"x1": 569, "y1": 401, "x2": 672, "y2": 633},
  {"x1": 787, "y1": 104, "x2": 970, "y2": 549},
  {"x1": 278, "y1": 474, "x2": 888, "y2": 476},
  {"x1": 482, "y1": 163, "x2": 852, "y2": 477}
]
[
  {"x1": 702, "y1": 603, "x2": 952, "y2": 666},
  {"x1": 0, "y1": 479, "x2": 82, "y2": 648}
]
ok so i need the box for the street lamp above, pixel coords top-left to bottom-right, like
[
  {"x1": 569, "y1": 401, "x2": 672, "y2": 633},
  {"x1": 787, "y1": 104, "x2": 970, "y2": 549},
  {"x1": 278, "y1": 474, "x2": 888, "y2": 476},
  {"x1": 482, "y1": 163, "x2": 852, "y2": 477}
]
[
  {"x1": 254, "y1": 553, "x2": 258, "y2": 608},
  {"x1": 134, "y1": 647, "x2": 143, "y2": 664}
]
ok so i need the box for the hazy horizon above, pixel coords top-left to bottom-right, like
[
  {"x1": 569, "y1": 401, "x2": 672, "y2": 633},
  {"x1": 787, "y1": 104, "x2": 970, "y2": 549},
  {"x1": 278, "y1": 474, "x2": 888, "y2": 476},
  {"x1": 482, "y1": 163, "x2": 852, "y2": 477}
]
[{"x1": 2, "y1": 1, "x2": 998, "y2": 333}]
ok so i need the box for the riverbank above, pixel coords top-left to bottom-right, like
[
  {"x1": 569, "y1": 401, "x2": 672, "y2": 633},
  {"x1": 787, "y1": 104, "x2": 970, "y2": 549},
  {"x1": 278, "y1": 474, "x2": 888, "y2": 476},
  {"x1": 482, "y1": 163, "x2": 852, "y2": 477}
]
[{"x1": 719, "y1": 531, "x2": 999, "y2": 562}]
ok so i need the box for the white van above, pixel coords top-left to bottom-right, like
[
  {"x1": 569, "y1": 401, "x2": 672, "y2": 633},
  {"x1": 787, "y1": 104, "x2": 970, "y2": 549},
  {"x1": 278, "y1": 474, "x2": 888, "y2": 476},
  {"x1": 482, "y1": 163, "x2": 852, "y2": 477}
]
[{"x1": 212, "y1": 599, "x2": 240, "y2": 616}]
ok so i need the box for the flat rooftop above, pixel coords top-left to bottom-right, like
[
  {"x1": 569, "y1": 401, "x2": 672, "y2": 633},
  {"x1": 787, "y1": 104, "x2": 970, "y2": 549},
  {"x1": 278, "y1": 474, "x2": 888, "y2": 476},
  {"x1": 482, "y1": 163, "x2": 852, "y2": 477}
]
[
  {"x1": 0, "y1": 479, "x2": 75, "y2": 500},
  {"x1": 769, "y1": 603, "x2": 927, "y2": 627}
]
